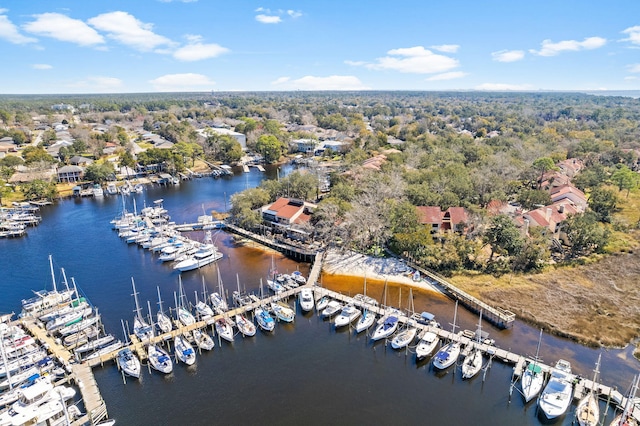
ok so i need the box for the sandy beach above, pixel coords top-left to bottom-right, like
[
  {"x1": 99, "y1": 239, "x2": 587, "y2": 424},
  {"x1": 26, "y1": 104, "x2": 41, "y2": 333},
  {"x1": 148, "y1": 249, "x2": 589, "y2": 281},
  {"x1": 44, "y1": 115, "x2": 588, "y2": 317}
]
[{"x1": 322, "y1": 249, "x2": 443, "y2": 294}]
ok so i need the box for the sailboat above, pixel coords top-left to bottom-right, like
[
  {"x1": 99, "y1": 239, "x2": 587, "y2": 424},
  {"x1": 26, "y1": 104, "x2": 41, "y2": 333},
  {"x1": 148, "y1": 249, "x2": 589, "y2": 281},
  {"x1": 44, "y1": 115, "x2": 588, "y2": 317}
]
[
  {"x1": 194, "y1": 278, "x2": 214, "y2": 319},
  {"x1": 255, "y1": 279, "x2": 275, "y2": 332},
  {"x1": 209, "y1": 265, "x2": 229, "y2": 315},
  {"x1": 173, "y1": 334, "x2": 196, "y2": 365},
  {"x1": 232, "y1": 274, "x2": 253, "y2": 307},
  {"x1": 21, "y1": 256, "x2": 76, "y2": 316},
  {"x1": 355, "y1": 274, "x2": 376, "y2": 333},
  {"x1": 521, "y1": 329, "x2": 545, "y2": 403},
  {"x1": 175, "y1": 277, "x2": 196, "y2": 327},
  {"x1": 116, "y1": 319, "x2": 141, "y2": 379},
  {"x1": 156, "y1": 287, "x2": 173, "y2": 334},
  {"x1": 215, "y1": 317, "x2": 235, "y2": 342},
  {"x1": 432, "y1": 301, "x2": 461, "y2": 370},
  {"x1": 610, "y1": 374, "x2": 639, "y2": 426},
  {"x1": 270, "y1": 299, "x2": 295, "y2": 323},
  {"x1": 192, "y1": 328, "x2": 215, "y2": 351},
  {"x1": 391, "y1": 289, "x2": 418, "y2": 349},
  {"x1": 131, "y1": 278, "x2": 153, "y2": 342},
  {"x1": 147, "y1": 343, "x2": 173, "y2": 374},
  {"x1": 235, "y1": 314, "x2": 257, "y2": 337},
  {"x1": 576, "y1": 353, "x2": 601, "y2": 426},
  {"x1": 266, "y1": 256, "x2": 285, "y2": 294},
  {"x1": 461, "y1": 310, "x2": 484, "y2": 379}
]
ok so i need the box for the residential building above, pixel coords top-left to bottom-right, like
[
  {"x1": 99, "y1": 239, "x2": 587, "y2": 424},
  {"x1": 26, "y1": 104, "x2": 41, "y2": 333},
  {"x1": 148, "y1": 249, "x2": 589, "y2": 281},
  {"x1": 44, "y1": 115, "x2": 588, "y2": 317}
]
[
  {"x1": 416, "y1": 206, "x2": 469, "y2": 233},
  {"x1": 57, "y1": 165, "x2": 83, "y2": 183}
]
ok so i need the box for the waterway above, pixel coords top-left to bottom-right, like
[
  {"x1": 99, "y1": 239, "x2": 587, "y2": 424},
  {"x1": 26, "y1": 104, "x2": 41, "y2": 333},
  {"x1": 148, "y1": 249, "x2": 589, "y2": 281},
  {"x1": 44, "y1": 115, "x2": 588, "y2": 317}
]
[{"x1": 0, "y1": 165, "x2": 638, "y2": 425}]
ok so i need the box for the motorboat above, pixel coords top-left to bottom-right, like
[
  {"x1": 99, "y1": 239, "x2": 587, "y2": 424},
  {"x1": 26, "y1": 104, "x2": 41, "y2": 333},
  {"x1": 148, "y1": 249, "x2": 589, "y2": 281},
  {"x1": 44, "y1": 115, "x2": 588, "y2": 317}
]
[
  {"x1": 0, "y1": 380, "x2": 76, "y2": 426},
  {"x1": 266, "y1": 278, "x2": 285, "y2": 294},
  {"x1": 315, "y1": 295, "x2": 330, "y2": 311},
  {"x1": 62, "y1": 325, "x2": 100, "y2": 347},
  {"x1": 255, "y1": 306, "x2": 275, "y2": 332},
  {"x1": 215, "y1": 318, "x2": 235, "y2": 342},
  {"x1": 148, "y1": 344, "x2": 173, "y2": 374},
  {"x1": 334, "y1": 305, "x2": 361, "y2": 328},
  {"x1": 173, "y1": 232, "x2": 222, "y2": 272},
  {"x1": 82, "y1": 340, "x2": 124, "y2": 362},
  {"x1": 321, "y1": 300, "x2": 343, "y2": 318},
  {"x1": 391, "y1": 325, "x2": 417, "y2": 349},
  {"x1": 355, "y1": 309, "x2": 376, "y2": 333},
  {"x1": 298, "y1": 288, "x2": 315, "y2": 312},
  {"x1": 0, "y1": 357, "x2": 55, "y2": 390},
  {"x1": 522, "y1": 329, "x2": 544, "y2": 402},
  {"x1": 538, "y1": 359, "x2": 573, "y2": 419},
  {"x1": 192, "y1": 329, "x2": 214, "y2": 351},
  {"x1": 235, "y1": 314, "x2": 256, "y2": 337},
  {"x1": 57, "y1": 313, "x2": 101, "y2": 336},
  {"x1": 116, "y1": 347, "x2": 141, "y2": 379},
  {"x1": 415, "y1": 331, "x2": 439, "y2": 359},
  {"x1": 74, "y1": 334, "x2": 116, "y2": 355},
  {"x1": 0, "y1": 350, "x2": 48, "y2": 377},
  {"x1": 370, "y1": 311, "x2": 400, "y2": 341},
  {"x1": 270, "y1": 301, "x2": 295, "y2": 323},
  {"x1": 291, "y1": 270, "x2": 306, "y2": 284},
  {"x1": 174, "y1": 335, "x2": 196, "y2": 365}
]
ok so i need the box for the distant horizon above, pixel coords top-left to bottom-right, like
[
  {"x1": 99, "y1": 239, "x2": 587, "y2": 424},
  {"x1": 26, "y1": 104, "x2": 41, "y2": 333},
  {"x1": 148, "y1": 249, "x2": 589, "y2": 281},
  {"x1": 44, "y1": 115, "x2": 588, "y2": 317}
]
[{"x1": 1, "y1": 2, "x2": 639, "y2": 94}]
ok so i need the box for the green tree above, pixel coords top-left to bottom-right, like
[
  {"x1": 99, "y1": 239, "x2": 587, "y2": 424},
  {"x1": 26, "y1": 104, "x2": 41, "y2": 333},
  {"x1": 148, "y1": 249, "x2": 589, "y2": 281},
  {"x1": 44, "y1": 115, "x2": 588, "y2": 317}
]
[
  {"x1": 483, "y1": 214, "x2": 524, "y2": 261},
  {"x1": 280, "y1": 171, "x2": 318, "y2": 200},
  {"x1": 587, "y1": 186, "x2": 618, "y2": 223},
  {"x1": 255, "y1": 135, "x2": 283, "y2": 163},
  {"x1": 0, "y1": 156, "x2": 24, "y2": 168},
  {"x1": 21, "y1": 146, "x2": 55, "y2": 165},
  {"x1": 83, "y1": 162, "x2": 115, "y2": 183},
  {"x1": 217, "y1": 137, "x2": 243, "y2": 164},
  {"x1": 563, "y1": 212, "x2": 610, "y2": 258},
  {"x1": 21, "y1": 179, "x2": 57, "y2": 201},
  {"x1": 610, "y1": 165, "x2": 639, "y2": 198},
  {"x1": 517, "y1": 189, "x2": 552, "y2": 210},
  {"x1": 532, "y1": 157, "x2": 557, "y2": 189}
]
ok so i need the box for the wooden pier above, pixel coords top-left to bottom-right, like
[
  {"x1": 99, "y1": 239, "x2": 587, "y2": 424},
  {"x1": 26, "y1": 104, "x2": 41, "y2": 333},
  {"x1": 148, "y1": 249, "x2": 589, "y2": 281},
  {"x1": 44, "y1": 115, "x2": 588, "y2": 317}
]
[{"x1": 224, "y1": 223, "x2": 320, "y2": 262}]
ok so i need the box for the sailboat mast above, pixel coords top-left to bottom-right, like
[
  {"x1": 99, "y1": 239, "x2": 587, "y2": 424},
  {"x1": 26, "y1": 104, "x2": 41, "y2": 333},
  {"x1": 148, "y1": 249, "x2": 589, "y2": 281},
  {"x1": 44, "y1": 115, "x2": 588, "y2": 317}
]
[
  {"x1": 49, "y1": 254, "x2": 56, "y2": 292},
  {"x1": 131, "y1": 277, "x2": 142, "y2": 319},
  {"x1": 157, "y1": 286, "x2": 164, "y2": 313},
  {"x1": 451, "y1": 300, "x2": 459, "y2": 334},
  {"x1": 532, "y1": 329, "x2": 542, "y2": 369}
]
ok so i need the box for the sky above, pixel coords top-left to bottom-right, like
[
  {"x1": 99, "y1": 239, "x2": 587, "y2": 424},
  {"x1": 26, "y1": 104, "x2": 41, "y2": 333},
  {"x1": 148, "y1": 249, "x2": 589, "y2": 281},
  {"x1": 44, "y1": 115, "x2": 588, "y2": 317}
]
[{"x1": 1, "y1": 0, "x2": 640, "y2": 94}]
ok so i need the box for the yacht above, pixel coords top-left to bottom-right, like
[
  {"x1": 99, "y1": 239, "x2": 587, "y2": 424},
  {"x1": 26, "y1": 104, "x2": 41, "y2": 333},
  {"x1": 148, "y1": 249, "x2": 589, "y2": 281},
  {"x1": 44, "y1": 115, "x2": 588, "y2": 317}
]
[
  {"x1": 538, "y1": 359, "x2": 573, "y2": 419},
  {"x1": 334, "y1": 305, "x2": 361, "y2": 328},
  {"x1": 174, "y1": 335, "x2": 196, "y2": 365},
  {"x1": 0, "y1": 379, "x2": 75, "y2": 426},
  {"x1": 116, "y1": 347, "x2": 141, "y2": 379},
  {"x1": 235, "y1": 314, "x2": 257, "y2": 337},
  {"x1": 173, "y1": 232, "x2": 222, "y2": 272},
  {"x1": 270, "y1": 300, "x2": 295, "y2": 323},
  {"x1": 298, "y1": 288, "x2": 315, "y2": 312},
  {"x1": 254, "y1": 306, "x2": 275, "y2": 332},
  {"x1": 321, "y1": 300, "x2": 343, "y2": 318},
  {"x1": 415, "y1": 331, "x2": 439, "y2": 359}
]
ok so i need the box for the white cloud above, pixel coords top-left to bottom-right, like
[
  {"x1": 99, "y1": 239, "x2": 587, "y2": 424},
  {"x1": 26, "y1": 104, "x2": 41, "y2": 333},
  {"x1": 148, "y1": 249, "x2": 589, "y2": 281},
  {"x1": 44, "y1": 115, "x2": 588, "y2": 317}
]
[
  {"x1": 624, "y1": 76, "x2": 638, "y2": 81},
  {"x1": 23, "y1": 12, "x2": 104, "y2": 46},
  {"x1": 627, "y1": 64, "x2": 640, "y2": 73},
  {"x1": 67, "y1": 76, "x2": 124, "y2": 93},
  {"x1": 475, "y1": 83, "x2": 534, "y2": 91},
  {"x1": 149, "y1": 73, "x2": 215, "y2": 91},
  {"x1": 157, "y1": 0, "x2": 197, "y2": 2},
  {"x1": 621, "y1": 26, "x2": 640, "y2": 45},
  {"x1": 88, "y1": 11, "x2": 173, "y2": 51},
  {"x1": 492, "y1": 50, "x2": 525, "y2": 62},
  {"x1": 0, "y1": 12, "x2": 37, "y2": 44},
  {"x1": 271, "y1": 75, "x2": 370, "y2": 90},
  {"x1": 344, "y1": 60, "x2": 366, "y2": 66},
  {"x1": 255, "y1": 14, "x2": 281, "y2": 24},
  {"x1": 430, "y1": 44, "x2": 459, "y2": 53},
  {"x1": 287, "y1": 10, "x2": 302, "y2": 19},
  {"x1": 426, "y1": 71, "x2": 467, "y2": 81},
  {"x1": 530, "y1": 37, "x2": 606, "y2": 56},
  {"x1": 173, "y1": 41, "x2": 229, "y2": 61},
  {"x1": 365, "y1": 46, "x2": 459, "y2": 74},
  {"x1": 32, "y1": 63, "x2": 52, "y2": 70}
]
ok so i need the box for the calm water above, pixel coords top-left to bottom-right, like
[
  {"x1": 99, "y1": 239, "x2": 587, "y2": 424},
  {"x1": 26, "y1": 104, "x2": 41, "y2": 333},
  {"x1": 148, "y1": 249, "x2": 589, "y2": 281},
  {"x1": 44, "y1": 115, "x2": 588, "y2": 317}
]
[{"x1": 0, "y1": 166, "x2": 638, "y2": 425}]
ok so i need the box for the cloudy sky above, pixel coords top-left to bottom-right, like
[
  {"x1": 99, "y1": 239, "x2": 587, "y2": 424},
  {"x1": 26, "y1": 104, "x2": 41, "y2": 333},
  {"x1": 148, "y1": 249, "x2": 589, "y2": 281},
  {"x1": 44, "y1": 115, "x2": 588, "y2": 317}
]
[{"x1": 1, "y1": 0, "x2": 639, "y2": 93}]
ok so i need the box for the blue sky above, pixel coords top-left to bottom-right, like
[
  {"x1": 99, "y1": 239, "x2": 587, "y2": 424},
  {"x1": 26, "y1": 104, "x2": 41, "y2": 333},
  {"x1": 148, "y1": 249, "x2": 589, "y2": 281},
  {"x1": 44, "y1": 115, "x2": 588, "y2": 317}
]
[{"x1": 1, "y1": 0, "x2": 640, "y2": 94}]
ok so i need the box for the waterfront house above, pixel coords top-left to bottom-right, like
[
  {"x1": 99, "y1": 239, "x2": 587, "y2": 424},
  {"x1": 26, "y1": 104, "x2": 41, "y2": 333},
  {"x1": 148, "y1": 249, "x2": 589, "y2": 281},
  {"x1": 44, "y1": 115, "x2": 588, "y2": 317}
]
[
  {"x1": 261, "y1": 197, "x2": 316, "y2": 240},
  {"x1": 416, "y1": 206, "x2": 469, "y2": 233},
  {"x1": 69, "y1": 156, "x2": 93, "y2": 166},
  {"x1": 57, "y1": 165, "x2": 83, "y2": 183}
]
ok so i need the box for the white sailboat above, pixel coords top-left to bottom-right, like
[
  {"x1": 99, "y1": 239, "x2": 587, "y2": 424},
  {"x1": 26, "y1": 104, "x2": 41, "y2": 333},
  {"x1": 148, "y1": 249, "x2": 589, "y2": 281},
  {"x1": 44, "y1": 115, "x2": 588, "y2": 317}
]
[
  {"x1": 315, "y1": 295, "x2": 330, "y2": 311},
  {"x1": 209, "y1": 266, "x2": 229, "y2": 314},
  {"x1": 147, "y1": 343, "x2": 173, "y2": 374},
  {"x1": 215, "y1": 317, "x2": 235, "y2": 342},
  {"x1": 175, "y1": 278, "x2": 196, "y2": 327},
  {"x1": 538, "y1": 359, "x2": 573, "y2": 419},
  {"x1": 576, "y1": 353, "x2": 601, "y2": 426},
  {"x1": 391, "y1": 289, "x2": 417, "y2": 349},
  {"x1": 174, "y1": 334, "x2": 196, "y2": 365},
  {"x1": 255, "y1": 279, "x2": 275, "y2": 332},
  {"x1": 156, "y1": 287, "x2": 173, "y2": 334},
  {"x1": 21, "y1": 256, "x2": 76, "y2": 316},
  {"x1": 194, "y1": 278, "x2": 214, "y2": 319},
  {"x1": 116, "y1": 320, "x2": 141, "y2": 379},
  {"x1": 610, "y1": 374, "x2": 639, "y2": 426},
  {"x1": 131, "y1": 278, "x2": 153, "y2": 342},
  {"x1": 270, "y1": 300, "x2": 295, "y2": 323},
  {"x1": 461, "y1": 310, "x2": 484, "y2": 379},
  {"x1": 370, "y1": 308, "x2": 401, "y2": 341},
  {"x1": 235, "y1": 314, "x2": 256, "y2": 337},
  {"x1": 192, "y1": 328, "x2": 215, "y2": 351},
  {"x1": 521, "y1": 329, "x2": 545, "y2": 403},
  {"x1": 432, "y1": 301, "x2": 461, "y2": 370}
]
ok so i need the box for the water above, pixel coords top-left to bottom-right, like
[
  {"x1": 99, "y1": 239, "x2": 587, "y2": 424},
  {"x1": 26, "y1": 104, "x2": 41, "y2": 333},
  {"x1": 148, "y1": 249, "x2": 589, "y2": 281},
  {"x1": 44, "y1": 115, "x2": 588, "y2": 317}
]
[{"x1": 0, "y1": 166, "x2": 638, "y2": 425}]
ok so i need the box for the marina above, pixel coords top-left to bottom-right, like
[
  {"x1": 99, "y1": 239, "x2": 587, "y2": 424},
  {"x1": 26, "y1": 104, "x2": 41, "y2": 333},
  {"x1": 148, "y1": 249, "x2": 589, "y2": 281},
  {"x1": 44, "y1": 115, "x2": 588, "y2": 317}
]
[{"x1": 1, "y1": 168, "x2": 639, "y2": 425}]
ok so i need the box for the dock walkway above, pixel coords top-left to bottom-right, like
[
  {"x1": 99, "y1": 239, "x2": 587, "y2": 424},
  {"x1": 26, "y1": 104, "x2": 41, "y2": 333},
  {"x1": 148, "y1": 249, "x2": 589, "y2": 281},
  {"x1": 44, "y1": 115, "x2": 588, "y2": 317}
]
[{"x1": 224, "y1": 223, "x2": 320, "y2": 261}]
